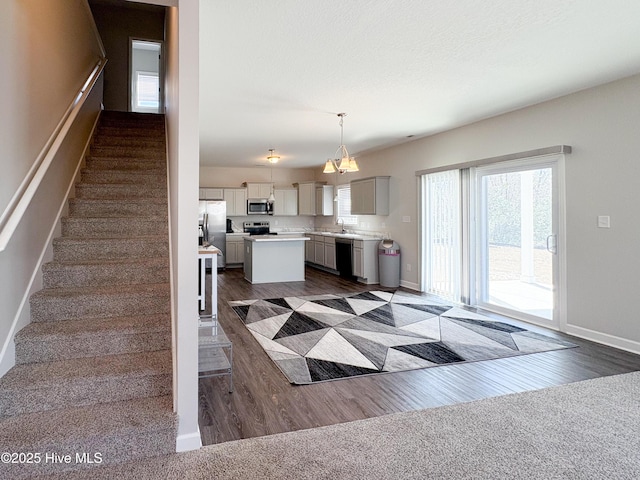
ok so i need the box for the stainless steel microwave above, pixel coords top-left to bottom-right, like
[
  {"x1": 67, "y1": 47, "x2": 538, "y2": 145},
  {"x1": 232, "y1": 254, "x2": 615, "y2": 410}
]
[{"x1": 247, "y1": 198, "x2": 272, "y2": 215}]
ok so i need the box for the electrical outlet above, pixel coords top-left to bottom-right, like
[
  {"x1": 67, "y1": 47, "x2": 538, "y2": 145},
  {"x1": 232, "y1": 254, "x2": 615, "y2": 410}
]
[
  {"x1": 402, "y1": 216, "x2": 411, "y2": 223},
  {"x1": 406, "y1": 263, "x2": 412, "y2": 272},
  {"x1": 597, "y1": 216, "x2": 610, "y2": 228},
  {"x1": 381, "y1": 222, "x2": 386, "y2": 228},
  {"x1": 274, "y1": 220, "x2": 279, "y2": 226}
]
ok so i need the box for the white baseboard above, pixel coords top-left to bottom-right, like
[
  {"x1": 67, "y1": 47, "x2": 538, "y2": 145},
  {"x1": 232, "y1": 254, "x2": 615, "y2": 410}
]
[
  {"x1": 399, "y1": 280, "x2": 420, "y2": 292},
  {"x1": 0, "y1": 340, "x2": 15, "y2": 377},
  {"x1": 566, "y1": 324, "x2": 640, "y2": 355},
  {"x1": 0, "y1": 113, "x2": 100, "y2": 378},
  {"x1": 176, "y1": 430, "x2": 202, "y2": 452}
]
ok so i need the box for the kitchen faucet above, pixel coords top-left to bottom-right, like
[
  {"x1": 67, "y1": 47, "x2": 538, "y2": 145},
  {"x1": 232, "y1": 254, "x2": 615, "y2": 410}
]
[{"x1": 337, "y1": 218, "x2": 345, "y2": 233}]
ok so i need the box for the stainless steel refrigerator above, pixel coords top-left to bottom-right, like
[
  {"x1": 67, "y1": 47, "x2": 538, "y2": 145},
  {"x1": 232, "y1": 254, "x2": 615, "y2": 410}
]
[{"x1": 198, "y1": 200, "x2": 226, "y2": 270}]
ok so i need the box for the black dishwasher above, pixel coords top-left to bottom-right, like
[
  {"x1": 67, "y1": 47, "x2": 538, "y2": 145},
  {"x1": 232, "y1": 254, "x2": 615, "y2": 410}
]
[{"x1": 335, "y1": 238, "x2": 355, "y2": 279}]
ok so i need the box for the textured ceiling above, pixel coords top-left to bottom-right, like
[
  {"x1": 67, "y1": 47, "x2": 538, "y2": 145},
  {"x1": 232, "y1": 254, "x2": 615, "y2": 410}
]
[{"x1": 199, "y1": 0, "x2": 640, "y2": 168}]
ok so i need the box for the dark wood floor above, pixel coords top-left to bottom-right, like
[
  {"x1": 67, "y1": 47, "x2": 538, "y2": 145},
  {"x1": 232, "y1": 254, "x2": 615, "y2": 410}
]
[{"x1": 198, "y1": 266, "x2": 640, "y2": 445}]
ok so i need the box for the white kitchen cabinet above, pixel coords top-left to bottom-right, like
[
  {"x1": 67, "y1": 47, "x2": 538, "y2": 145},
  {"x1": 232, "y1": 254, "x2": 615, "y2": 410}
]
[
  {"x1": 296, "y1": 182, "x2": 316, "y2": 215},
  {"x1": 295, "y1": 182, "x2": 333, "y2": 216},
  {"x1": 352, "y1": 238, "x2": 380, "y2": 284},
  {"x1": 313, "y1": 235, "x2": 325, "y2": 265},
  {"x1": 323, "y1": 236, "x2": 336, "y2": 270},
  {"x1": 273, "y1": 188, "x2": 298, "y2": 216},
  {"x1": 224, "y1": 188, "x2": 247, "y2": 216},
  {"x1": 199, "y1": 187, "x2": 224, "y2": 200},
  {"x1": 305, "y1": 235, "x2": 314, "y2": 262},
  {"x1": 244, "y1": 183, "x2": 273, "y2": 199},
  {"x1": 226, "y1": 235, "x2": 247, "y2": 266},
  {"x1": 350, "y1": 176, "x2": 390, "y2": 215},
  {"x1": 315, "y1": 185, "x2": 334, "y2": 216}
]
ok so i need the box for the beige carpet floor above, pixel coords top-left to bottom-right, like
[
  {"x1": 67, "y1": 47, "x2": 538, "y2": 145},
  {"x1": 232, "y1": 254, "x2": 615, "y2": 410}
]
[{"x1": 30, "y1": 371, "x2": 640, "y2": 479}]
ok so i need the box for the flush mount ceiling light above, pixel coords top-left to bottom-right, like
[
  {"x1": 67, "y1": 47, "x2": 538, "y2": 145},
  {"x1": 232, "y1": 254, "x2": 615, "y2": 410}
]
[
  {"x1": 323, "y1": 113, "x2": 359, "y2": 174},
  {"x1": 267, "y1": 148, "x2": 280, "y2": 164}
]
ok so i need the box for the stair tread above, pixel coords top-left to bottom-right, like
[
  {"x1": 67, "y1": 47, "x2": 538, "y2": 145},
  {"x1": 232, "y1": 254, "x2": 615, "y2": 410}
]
[
  {"x1": 55, "y1": 234, "x2": 167, "y2": 242},
  {"x1": 15, "y1": 314, "x2": 171, "y2": 343},
  {"x1": 44, "y1": 257, "x2": 168, "y2": 267},
  {"x1": 63, "y1": 215, "x2": 168, "y2": 222},
  {"x1": 0, "y1": 395, "x2": 174, "y2": 448},
  {"x1": 0, "y1": 350, "x2": 171, "y2": 391},
  {"x1": 31, "y1": 282, "x2": 170, "y2": 298}
]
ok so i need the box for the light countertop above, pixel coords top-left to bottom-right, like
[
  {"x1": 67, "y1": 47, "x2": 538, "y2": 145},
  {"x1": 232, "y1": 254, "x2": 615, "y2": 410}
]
[
  {"x1": 198, "y1": 246, "x2": 222, "y2": 255},
  {"x1": 244, "y1": 235, "x2": 309, "y2": 242},
  {"x1": 307, "y1": 232, "x2": 382, "y2": 240}
]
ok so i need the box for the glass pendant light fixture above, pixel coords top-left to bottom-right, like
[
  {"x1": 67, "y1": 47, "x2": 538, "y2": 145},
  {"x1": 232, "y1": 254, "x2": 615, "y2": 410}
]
[
  {"x1": 268, "y1": 149, "x2": 276, "y2": 203},
  {"x1": 267, "y1": 148, "x2": 280, "y2": 164},
  {"x1": 323, "y1": 113, "x2": 359, "y2": 174}
]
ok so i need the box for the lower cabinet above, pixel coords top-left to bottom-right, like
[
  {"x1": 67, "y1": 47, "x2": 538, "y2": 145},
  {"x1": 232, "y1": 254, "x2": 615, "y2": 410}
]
[
  {"x1": 306, "y1": 235, "x2": 337, "y2": 271},
  {"x1": 305, "y1": 235, "x2": 314, "y2": 262},
  {"x1": 313, "y1": 237, "x2": 325, "y2": 266},
  {"x1": 323, "y1": 237, "x2": 336, "y2": 270},
  {"x1": 306, "y1": 235, "x2": 379, "y2": 283},
  {"x1": 352, "y1": 239, "x2": 379, "y2": 284},
  {"x1": 226, "y1": 236, "x2": 246, "y2": 266}
]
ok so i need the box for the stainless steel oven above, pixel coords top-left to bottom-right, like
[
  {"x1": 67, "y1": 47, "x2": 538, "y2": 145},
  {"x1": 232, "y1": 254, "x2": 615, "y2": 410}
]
[{"x1": 247, "y1": 198, "x2": 272, "y2": 215}]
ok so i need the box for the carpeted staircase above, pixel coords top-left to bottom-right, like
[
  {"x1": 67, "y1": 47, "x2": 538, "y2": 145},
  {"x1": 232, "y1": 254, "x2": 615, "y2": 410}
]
[{"x1": 0, "y1": 111, "x2": 176, "y2": 478}]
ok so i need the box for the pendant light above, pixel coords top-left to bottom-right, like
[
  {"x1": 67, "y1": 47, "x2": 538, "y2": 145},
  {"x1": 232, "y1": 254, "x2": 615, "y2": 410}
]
[
  {"x1": 323, "y1": 113, "x2": 359, "y2": 174},
  {"x1": 267, "y1": 149, "x2": 276, "y2": 203}
]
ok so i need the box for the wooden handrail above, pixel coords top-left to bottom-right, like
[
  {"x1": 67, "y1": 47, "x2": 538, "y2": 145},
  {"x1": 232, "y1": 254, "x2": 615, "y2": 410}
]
[{"x1": 0, "y1": 57, "x2": 107, "y2": 252}]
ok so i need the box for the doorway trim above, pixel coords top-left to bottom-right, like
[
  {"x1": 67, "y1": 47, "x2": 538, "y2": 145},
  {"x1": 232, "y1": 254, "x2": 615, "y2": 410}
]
[
  {"x1": 471, "y1": 154, "x2": 567, "y2": 331},
  {"x1": 129, "y1": 37, "x2": 165, "y2": 113}
]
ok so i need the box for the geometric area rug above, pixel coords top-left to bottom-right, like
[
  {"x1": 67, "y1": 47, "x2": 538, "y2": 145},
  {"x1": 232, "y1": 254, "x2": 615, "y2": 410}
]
[{"x1": 229, "y1": 290, "x2": 577, "y2": 385}]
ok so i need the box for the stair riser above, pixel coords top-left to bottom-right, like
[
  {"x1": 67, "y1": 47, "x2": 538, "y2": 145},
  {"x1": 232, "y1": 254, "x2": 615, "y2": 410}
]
[
  {"x1": 15, "y1": 331, "x2": 171, "y2": 364},
  {"x1": 30, "y1": 289, "x2": 171, "y2": 322},
  {"x1": 68, "y1": 199, "x2": 167, "y2": 217},
  {"x1": 0, "y1": 375, "x2": 171, "y2": 417},
  {"x1": 43, "y1": 262, "x2": 169, "y2": 288},
  {"x1": 53, "y1": 239, "x2": 168, "y2": 262},
  {"x1": 80, "y1": 170, "x2": 166, "y2": 185},
  {"x1": 85, "y1": 158, "x2": 166, "y2": 171},
  {"x1": 92, "y1": 137, "x2": 164, "y2": 148},
  {"x1": 61, "y1": 218, "x2": 168, "y2": 238},
  {"x1": 4, "y1": 425, "x2": 175, "y2": 478},
  {"x1": 76, "y1": 184, "x2": 167, "y2": 199},
  {"x1": 90, "y1": 146, "x2": 164, "y2": 159}
]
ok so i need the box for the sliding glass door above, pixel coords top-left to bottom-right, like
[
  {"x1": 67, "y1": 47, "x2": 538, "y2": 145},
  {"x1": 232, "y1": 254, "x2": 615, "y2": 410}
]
[
  {"x1": 421, "y1": 155, "x2": 564, "y2": 328},
  {"x1": 475, "y1": 158, "x2": 559, "y2": 325}
]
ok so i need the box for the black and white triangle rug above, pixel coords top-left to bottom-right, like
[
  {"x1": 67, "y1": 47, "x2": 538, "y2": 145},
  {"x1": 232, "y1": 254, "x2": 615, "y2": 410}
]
[{"x1": 229, "y1": 291, "x2": 576, "y2": 384}]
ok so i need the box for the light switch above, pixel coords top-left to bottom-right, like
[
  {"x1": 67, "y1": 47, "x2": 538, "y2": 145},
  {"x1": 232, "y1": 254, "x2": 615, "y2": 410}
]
[
  {"x1": 402, "y1": 216, "x2": 411, "y2": 223},
  {"x1": 597, "y1": 216, "x2": 610, "y2": 228}
]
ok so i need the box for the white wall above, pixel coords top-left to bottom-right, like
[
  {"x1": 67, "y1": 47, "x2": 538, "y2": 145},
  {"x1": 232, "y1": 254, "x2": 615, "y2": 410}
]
[
  {"x1": 165, "y1": 0, "x2": 202, "y2": 452},
  {"x1": 0, "y1": 0, "x2": 104, "y2": 374},
  {"x1": 341, "y1": 74, "x2": 640, "y2": 351}
]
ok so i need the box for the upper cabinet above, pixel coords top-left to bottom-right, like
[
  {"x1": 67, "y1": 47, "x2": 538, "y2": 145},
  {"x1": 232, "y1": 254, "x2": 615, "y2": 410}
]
[
  {"x1": 315, "y1": 185, "x2": 334, "y2": 216},
  {"x1": 199, "y1": 188, "x2": 224, "y2": 200},
  {"x1": 224, "y1": 188, "x2": 247, "y2": 216},
  {"x1": 273, "y1": 188, "x2": 298, "y2": 216},
  {"x1": 350, "y1": 176, "x2": 390, "y2": 215},
  {"x1": 295, "y1": 182, "x2": 333, "y2": 216},
  {"x1": 243, "y1": 182, "x2": 273, "y2": 199}
]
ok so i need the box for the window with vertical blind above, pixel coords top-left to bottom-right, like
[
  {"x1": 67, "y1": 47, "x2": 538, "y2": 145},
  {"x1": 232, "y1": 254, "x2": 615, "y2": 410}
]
[
  {"x1": 422, "y1": 170, "x2": 461, "y2": 301},
  {"x1": 336, "y1": 186, "x2": 358, "y2": 225}
]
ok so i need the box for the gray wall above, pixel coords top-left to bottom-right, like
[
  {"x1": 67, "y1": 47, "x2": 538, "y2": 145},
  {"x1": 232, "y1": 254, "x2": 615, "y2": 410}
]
[
  {"x1": 89, "y1": 0, "x2": 164, "y2": 111},
  {"x1": 320, "y1": 73, "x2": 640, "y2": 352},
  {"x1": 0, "y1": 0, "x2": 104, "y2": 374}
]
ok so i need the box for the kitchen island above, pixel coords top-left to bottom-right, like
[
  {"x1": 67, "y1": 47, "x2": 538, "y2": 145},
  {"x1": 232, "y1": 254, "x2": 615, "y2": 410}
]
[{"x1": 244, "y1": 235, "x2": 310, "y2": 284}]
